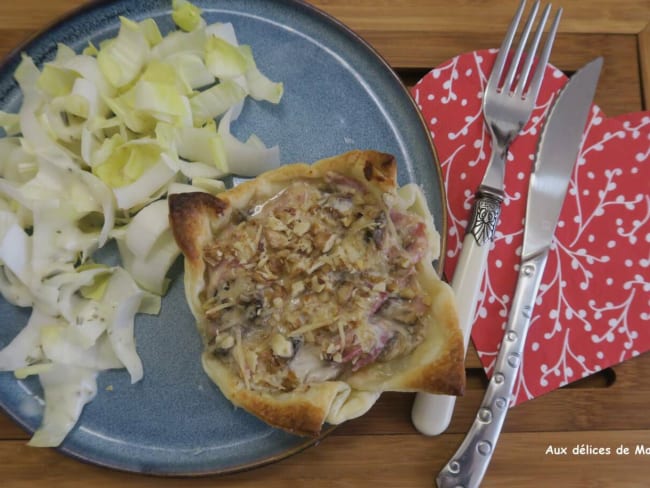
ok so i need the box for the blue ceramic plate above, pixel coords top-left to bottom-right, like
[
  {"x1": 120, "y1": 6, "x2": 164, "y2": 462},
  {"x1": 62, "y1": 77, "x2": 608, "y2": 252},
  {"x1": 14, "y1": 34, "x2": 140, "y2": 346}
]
[{"x1": 0, "y1": 0, "x2": 445, "y2": 476}]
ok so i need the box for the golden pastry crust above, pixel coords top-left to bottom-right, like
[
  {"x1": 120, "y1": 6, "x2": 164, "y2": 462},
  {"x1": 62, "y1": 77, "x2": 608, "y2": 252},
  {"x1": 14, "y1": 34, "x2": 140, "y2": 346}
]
[{"x1": 169, "y1": 149, "x2": 465, "y2": 436}]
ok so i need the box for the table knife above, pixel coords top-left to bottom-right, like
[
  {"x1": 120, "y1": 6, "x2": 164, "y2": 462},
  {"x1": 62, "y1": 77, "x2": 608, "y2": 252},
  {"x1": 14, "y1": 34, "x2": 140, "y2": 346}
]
[{"x1": 436, "y1": 56, "x2": 603, "y2": 488}]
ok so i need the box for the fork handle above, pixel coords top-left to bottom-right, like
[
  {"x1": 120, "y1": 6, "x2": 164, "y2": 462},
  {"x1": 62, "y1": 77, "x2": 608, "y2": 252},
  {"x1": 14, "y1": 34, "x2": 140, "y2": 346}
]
[{"x1": 411, "y1": 190, "x2": 502, "y2": 435}]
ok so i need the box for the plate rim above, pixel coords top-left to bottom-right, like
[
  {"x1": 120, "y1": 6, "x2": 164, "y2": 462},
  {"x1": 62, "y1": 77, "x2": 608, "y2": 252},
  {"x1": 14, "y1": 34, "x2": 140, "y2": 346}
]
[{"x1": 0, "y1": 0, "x2": 448, "y2": 476}]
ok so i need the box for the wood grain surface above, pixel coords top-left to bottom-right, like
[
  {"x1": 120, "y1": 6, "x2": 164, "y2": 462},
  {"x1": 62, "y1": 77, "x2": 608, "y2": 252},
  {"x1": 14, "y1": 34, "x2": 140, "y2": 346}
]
[{"x1": 0, "y1": 1, "x2": 648, "y2": 487}]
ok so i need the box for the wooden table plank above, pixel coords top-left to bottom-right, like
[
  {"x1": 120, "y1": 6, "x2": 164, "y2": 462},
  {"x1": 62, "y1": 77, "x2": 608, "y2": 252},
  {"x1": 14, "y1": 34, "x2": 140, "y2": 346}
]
[
  {"x1": 0, "y1": 1, "x2": 92, "y2": 30},
  {"x1": 1, "y1": 0, "x2": 648, "y2": 41},
  {"x1": 0, "y1": 31, "x2": 34, "y2": 59},
  {"x1": 311, "y1": 0, "x2": 650, "y2": 35},
  {"x1": 373, "y1": 33, "x2": 644, "y2": 116},
  {"x1": 639, "y1": 23, "x2": 650, "y2": 105},
  {"x1": 2, "y1": 0, "x2": 649, "y2": 35},
  {"x1": 2, "y1": 430, "x2": 650, "y2": 488}
]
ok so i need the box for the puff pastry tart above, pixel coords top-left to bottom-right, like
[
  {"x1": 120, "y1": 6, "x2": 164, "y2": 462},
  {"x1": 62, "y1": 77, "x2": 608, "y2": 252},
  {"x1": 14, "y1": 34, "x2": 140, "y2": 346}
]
[{"x1": 168, "y1": 150, "x2": 465, "y2": 436}]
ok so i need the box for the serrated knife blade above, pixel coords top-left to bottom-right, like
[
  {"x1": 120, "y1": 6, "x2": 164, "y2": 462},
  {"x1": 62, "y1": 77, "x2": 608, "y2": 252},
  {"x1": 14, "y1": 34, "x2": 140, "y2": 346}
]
[
  {"x1": 437, "y1": 57, "x2": 603, "y2": 488},
  {"x1": 523, "y1": 57, "x2": 603, "y2": 259}
]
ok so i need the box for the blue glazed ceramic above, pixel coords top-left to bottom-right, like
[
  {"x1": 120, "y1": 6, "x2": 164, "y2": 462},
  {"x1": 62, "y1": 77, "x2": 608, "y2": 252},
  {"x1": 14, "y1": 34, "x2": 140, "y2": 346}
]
[{"x1": 0, "y1": 0, "x2": 446, "y2": 475}]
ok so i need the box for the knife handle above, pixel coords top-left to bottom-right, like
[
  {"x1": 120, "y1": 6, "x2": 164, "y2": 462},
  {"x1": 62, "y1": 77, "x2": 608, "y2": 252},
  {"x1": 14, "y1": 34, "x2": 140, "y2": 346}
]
[
  {"x1": 436, "y1": 251, "x2": 548, "y2": 488},
  {"x1": 411, "y1": 191, "x2": 502, "y2": 436}
]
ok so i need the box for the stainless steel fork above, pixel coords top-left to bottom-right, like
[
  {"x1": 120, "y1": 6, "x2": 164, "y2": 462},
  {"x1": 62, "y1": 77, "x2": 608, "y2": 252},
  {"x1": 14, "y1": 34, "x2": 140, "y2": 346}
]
[{"x1": 411, "y1": 0, "x2": 562, "y2": 436}]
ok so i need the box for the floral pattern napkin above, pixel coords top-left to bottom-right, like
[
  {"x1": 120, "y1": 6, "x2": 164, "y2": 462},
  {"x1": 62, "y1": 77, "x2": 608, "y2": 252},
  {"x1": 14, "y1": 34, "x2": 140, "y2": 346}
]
[{"x1": 412, "y1": 50, "x2": 650, "y2": 405}]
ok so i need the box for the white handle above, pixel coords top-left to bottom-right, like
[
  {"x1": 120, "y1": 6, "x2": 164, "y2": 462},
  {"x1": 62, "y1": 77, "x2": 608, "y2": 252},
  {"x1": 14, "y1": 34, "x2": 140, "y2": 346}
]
[{"x1": 411, "y1": 193, "x2": 502, "y2": 436}]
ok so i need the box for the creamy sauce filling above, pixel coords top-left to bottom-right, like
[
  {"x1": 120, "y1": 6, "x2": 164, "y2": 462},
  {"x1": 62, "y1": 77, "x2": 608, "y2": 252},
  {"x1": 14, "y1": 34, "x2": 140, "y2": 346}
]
[{"x1": 201, "y1": 172, "x2": 431, "y2": 393}]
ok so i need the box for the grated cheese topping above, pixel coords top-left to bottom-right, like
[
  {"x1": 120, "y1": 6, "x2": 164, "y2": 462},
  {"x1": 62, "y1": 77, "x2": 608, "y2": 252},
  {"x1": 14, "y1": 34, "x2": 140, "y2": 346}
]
[{"x1": 201, "y1": 171, "x2": 432, "y2": 392}]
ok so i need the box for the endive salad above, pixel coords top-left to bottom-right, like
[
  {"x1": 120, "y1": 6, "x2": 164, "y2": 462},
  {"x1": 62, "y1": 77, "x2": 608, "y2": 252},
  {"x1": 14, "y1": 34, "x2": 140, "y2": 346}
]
[{"x1": 0, "y1": 0, "x2": 283, "y2": 446}]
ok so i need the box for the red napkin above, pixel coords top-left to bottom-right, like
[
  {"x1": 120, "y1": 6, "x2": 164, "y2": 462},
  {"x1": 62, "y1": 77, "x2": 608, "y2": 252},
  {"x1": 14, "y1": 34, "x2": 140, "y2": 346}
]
[{"x1": 412, "y1": 50, "x2": 650, "y2": 405}]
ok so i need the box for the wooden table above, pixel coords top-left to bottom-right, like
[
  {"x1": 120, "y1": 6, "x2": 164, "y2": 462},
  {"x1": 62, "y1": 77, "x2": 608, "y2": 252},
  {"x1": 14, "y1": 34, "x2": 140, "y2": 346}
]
[{"x1": 0, "y1": 1, "x2": 648, "y2": 486}]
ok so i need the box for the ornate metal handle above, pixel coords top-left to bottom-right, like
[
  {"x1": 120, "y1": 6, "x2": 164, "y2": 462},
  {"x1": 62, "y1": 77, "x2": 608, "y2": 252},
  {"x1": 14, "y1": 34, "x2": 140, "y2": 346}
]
[
  {"x1": 437, "y1": 251, "x2": 548, "y2": 488},
  {"x1": 467, "y1": 188, "x2": 503, "y2": 247}
]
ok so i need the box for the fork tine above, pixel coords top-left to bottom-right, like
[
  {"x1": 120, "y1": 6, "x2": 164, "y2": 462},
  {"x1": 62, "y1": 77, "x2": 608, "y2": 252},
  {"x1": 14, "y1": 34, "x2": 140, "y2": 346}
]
[
  {"x1": 487, "y1": 0, "x2": 527, "y2": 91},
  {"x1": 512, "y1": 2, "x2": 550, "y2": 96},
  {"x1": 524, "y1": 7, "x2": 562, "y2": 99},
  {"x1": 501, "y1": 0, "x2": 540, "y2": 92}
]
